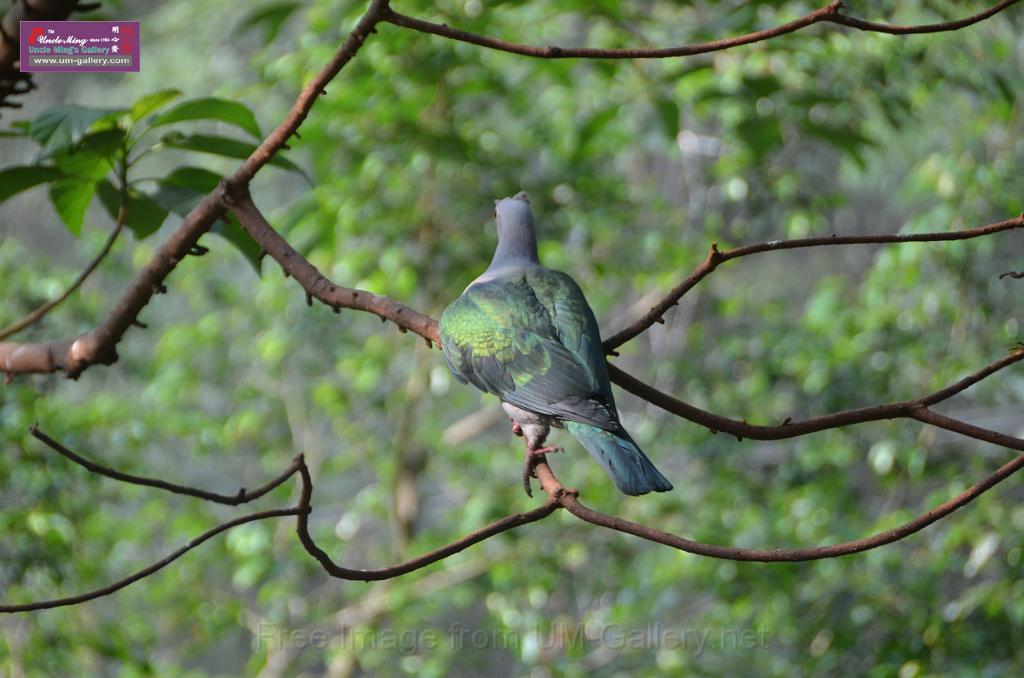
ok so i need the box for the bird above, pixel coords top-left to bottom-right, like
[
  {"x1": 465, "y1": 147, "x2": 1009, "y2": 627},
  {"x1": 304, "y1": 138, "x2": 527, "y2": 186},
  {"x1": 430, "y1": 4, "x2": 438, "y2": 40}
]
[{"x1": 439, "y1": 192, "x2": 673, "y2": 497}]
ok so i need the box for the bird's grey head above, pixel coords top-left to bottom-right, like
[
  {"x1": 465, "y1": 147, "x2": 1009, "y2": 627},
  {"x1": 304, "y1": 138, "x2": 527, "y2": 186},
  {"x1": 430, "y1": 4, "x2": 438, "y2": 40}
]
[{"x1": 486, "y1": 191, "x2": 539, "y2": 271}]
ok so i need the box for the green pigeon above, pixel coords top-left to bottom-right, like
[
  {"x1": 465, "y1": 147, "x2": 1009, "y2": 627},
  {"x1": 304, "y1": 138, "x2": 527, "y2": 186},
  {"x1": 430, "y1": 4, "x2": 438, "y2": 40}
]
[{"x1": 439, "y1": 192, "x2": 673, "y2": 496}]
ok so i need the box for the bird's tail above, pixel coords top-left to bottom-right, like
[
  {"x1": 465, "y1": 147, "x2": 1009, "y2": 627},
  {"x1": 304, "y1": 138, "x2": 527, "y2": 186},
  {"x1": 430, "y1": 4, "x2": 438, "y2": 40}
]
[{"x1": 565, "y1": 421, "x2": 673, "y2": 496}]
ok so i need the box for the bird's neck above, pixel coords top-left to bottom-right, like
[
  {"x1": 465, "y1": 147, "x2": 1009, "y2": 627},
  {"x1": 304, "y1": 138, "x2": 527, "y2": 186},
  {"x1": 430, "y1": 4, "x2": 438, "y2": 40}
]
[{"x1": 486, "y1": 230, "x2": 540, "y2": 273}]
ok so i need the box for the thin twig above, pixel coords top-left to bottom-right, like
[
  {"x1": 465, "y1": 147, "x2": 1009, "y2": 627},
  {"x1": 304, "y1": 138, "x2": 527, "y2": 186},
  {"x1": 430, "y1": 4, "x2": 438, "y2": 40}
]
[
  {"x1": 828, "y1": 0, "x2": 1021, "y2": 34},
  {"x1": 535, "y1": 444, "x2": 1024, "y2": 561},
  {"x1": 0, "y1": 207, "x2": 126, "y2": 341},
  {"x1": 29, "y1": 425, "x2": 302, "y2": 504},
  {"x1": 603, "y1": 215, "x2": 1024, "y2": 351},
  {"x1": 6, "y1": 408, "x2": 1024, "y2": 613},
  {"x1": 0, "y1": 508, "x2": 300, "y2": 612},
  {"x1": 607, "y1": 349, "x2": 1024, "y2": 442},
  {"x1": 293, "y1": 458, "x2": 559, "y2": 581},
  {"x1": 383, "y1": 0, "x2": 1020, "y2": 60},
  {"x1": 383, "y1": 1, "x2": 845, "y2": 59}
]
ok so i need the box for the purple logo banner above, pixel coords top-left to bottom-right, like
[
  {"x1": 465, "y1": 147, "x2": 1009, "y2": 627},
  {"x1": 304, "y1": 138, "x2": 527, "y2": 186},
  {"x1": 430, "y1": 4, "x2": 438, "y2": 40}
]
[{"x1": 20, "y1": 21, "x2": 140, "y2": 73}]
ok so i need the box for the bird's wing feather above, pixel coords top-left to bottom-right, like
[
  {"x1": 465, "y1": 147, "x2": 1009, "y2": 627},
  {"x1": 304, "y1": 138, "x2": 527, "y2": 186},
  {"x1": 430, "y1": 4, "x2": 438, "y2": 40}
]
[
  {"x1": 525, "y1": 268, "x2": 613, "y2": 397},
  {"x1": 439, "y1": 272, "x2": 618, "y2": 430}
]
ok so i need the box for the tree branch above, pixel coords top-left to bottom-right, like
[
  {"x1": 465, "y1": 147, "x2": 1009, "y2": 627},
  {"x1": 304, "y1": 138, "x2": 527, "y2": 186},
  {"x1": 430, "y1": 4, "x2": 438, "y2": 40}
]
[
  {"x1": 607, "y1": 348, "x2": 1024, "y2": 443},
  {"x1": 382, "y1": 1, "x2": 845, "y2": 59},
  {"x1": 224, "y1": 186, "x2": 440, "y2": 344},
  {"x1": 382, "y1": 0, "x2": 1020, "y2": 60},
  {"x1": 6, "y1": 423, "x2": 1024, "y2": 613},
  {"x1": 293, "y1": 458, "x2": 559, "y2": 581},
  {"x1": 0, "y1": 0, "x2": 392, "y2": 380},
  {"x1": 0, "y1": 206, "x2": 125, "y2": 341},
  {"x1": 4, "y1": 0, "x2": 1024, "y2": 613},
  {"x1": 828, "y1": 0, "x2": 1022, "y2": 34},
  {"x1": 603, "y1": 215, "x2": 1024, "y2": 351},
  {"x1": 224, "y1": 193, "x2": 1024, "y2": 457},
  {"x1": 0, "y1": 507, "x2": 300, "y2": 612},
  {"x1": 28, "y1": 425, "x2": 303, "y2": 504},
  {"x1": 537, "y1": 446, "x2": 1024, "y2": 561}
]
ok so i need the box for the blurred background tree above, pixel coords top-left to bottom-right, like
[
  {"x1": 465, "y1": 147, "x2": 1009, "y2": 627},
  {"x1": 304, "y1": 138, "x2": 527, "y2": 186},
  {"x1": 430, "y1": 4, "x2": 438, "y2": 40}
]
[{"x1": 1, "y1": 0, "x2": 1023, "y2": 675}]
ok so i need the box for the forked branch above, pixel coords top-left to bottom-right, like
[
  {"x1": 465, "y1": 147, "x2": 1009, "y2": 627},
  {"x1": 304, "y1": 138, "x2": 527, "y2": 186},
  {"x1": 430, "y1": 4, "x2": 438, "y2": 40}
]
[
  {"x1": 5, "y1": 421, "x2": 1024, "y2": 613},
  {"x1": 383, "y1": 0, "x2": 1021, "y2": 60}
]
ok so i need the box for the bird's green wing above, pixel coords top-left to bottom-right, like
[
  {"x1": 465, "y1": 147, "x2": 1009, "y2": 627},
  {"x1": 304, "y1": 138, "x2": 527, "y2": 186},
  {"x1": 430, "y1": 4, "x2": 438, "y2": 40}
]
[
  {"x1": 525, "y1": 268, "x2": 613, "y2": 398},
  {"x1": 439, "y1": 273, "x2": 618, "y2": 429}
]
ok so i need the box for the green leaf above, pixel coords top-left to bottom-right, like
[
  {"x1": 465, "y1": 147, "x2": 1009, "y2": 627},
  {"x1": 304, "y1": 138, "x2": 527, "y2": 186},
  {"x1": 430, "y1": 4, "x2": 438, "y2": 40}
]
[
  {"x1": 0, "y1": 165, "x2": 65, "y2": 203},
  {"x1": 212, "y1": 218, "x2": 263, "y2": 275},
  {"x1": 96, "y1": 182, "x2": 169, "y2": 239},
  {"x1": 161, "y1": 166, "x2": 223, "y2": 193},
  {"x1": 736, "y1": 115, "x2": 782, "y2": 164},
  {"x1": 49, "y1": 178, "x2": 98, "y2": 235},
  {"x1": 52, "y1": 144, "x2": 115, "y2": 183},
  {"x1": 577, "y1": 106, "x2": 619, "y2": 155},
  {"x1": 131, "y1": 89, "x2": 183, "y2": 122},
  {"x1": 76, "y1": 128, "x2": 126, "y2": 159},
  {"x1": 151, "y1": 166, "x2": 223, "y2": 216},
  {"x1": 236, "y1": 1, "x2": 301, "y2": 42},
  {"x1": 152, "y1": 98, "x2": 262, "y2": 139},
  {"x1": 800, "y1": 121, "x2": 875, "y2": 169},
  {"x1": 44, "y1": 140, "x2": 118, "y2": 234},
  {"x1": 655, "y1": 98, "x2": 680, "y2": 141},
  {"x1": 29, "y1": 105, "x2": 127, "y2": 157}
]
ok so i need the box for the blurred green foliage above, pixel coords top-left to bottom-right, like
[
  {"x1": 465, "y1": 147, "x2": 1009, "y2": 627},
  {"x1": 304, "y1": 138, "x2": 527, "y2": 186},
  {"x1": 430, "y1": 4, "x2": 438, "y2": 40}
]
[{"x1": 1, "y1": 0, "x2": 1023, "y2": 675}]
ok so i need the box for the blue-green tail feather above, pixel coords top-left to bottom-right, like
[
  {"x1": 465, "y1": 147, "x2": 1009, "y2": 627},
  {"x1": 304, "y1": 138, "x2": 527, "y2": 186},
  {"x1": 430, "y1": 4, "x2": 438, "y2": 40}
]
[{"x1": 565, "y1": 422, "x2": 672, "y2": 496}]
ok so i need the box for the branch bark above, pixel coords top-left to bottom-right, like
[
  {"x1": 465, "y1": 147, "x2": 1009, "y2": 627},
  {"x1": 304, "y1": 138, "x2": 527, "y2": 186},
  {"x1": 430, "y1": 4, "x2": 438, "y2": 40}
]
[
  {"x1": 5, "y1": 421, "x2": 1024, "y2": 613},
  {"x1": 225, "y1": 186, "x2": 439, "y2": 344},
  {"x1": 383, "y1": 0, "x2": 1020, "y2": 60},
  {"x1": 0, "y1": 0, "x2": 393, "y2": 379},
  {"x1": 607, "y1": 350, "x2": 1024, "y2": 444},
  {"x1": 602, "y1": 215, "x2": 1024, "y2": 351}
]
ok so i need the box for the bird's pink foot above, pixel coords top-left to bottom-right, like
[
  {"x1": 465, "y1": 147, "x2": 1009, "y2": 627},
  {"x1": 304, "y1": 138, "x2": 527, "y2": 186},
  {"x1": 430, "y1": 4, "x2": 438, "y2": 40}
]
[{"x1": 511, "y1": 421, "x2": 524, "y2": 437}]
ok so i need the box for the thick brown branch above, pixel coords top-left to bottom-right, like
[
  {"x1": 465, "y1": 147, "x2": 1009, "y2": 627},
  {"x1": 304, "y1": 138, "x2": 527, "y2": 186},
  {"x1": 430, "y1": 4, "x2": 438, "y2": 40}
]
[
  {"x1": 383, "y1": 0, "x2": 1019, "y2": 60},
  {"x1": 0, "y1": 206, "x2": 125, "y2": 341},
  {"x1": 604, "y1": 215, "x2": 1024, "y2": 351},
  {"x1": 608, "y1": 348, "x2": 1024, "y2": 441},
  {"x1": 225, "y1": 188, "x2": 440, "y2": 343},
  {"x1": 0, "y1": 0, "x2": 391, "y2": 379}
]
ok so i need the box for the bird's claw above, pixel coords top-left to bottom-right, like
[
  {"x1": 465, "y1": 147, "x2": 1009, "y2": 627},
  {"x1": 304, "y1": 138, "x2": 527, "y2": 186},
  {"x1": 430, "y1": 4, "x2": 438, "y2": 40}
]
[{"x1": 521, "y1": 445, "x2": 564, "y2": 497}]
